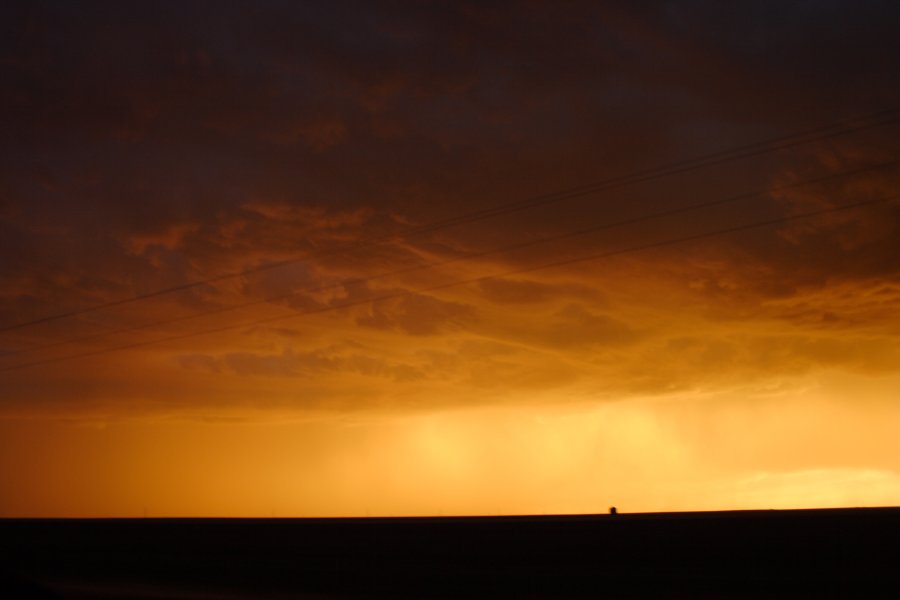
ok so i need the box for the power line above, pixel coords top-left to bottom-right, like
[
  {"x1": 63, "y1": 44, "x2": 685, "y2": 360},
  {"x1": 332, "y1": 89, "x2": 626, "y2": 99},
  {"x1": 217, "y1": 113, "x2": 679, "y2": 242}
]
[
  {"x1": 1, "y1": 193, "x2": 893, "y2": 373},
  {"x1": 2, "y1": 106, "x2": 899, "y2": 334},
  {"x1": 11, "y1": 159, "x2": 899, "y2": 357}
]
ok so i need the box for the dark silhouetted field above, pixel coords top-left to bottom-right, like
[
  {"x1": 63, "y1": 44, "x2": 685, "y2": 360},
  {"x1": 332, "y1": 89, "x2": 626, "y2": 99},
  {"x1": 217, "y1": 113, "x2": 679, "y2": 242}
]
[{"x1": 1, "y1": 507, "x2": 899, "y2": 599}]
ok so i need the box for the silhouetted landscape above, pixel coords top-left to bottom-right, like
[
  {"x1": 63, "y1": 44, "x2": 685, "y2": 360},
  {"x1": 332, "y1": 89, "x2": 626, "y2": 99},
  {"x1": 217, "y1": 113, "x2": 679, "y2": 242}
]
[
  {"x1": 2, "y1": 4, "x2": 900, "y2": 598},
  {"x1": 2, "y1": 507, "x2": 899, "y2": 599}
]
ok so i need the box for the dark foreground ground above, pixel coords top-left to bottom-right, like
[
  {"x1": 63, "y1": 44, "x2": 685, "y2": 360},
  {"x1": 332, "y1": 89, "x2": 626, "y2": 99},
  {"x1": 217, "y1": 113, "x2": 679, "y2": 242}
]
[{"x1": 1, "y1": 507, "x2": 899, "y2": 599}]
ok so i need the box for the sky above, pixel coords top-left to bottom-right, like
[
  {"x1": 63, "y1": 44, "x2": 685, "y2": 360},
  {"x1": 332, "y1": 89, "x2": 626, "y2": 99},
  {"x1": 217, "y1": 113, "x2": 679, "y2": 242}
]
[{"x1": 0, "y1": 0, "x2": 899, "y2": 517}]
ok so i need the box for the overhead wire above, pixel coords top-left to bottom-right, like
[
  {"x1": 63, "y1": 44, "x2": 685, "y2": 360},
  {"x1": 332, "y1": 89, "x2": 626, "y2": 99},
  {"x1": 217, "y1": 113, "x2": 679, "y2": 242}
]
[
  {"x1": 2, "y1": 106, "x2": 899, "y2": 334},
  {"x1": 8, "y1": 158, "x2": 899, "y2": 357},
  {"x1": 1, "y1": 191, "x2": 895, "y2": 373}
]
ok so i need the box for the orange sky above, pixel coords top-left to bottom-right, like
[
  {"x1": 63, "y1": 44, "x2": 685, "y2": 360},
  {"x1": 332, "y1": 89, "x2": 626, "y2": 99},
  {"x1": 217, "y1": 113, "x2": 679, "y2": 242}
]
[{"x1": 0, "y1": 1, "x2": 899, "y2": 517}]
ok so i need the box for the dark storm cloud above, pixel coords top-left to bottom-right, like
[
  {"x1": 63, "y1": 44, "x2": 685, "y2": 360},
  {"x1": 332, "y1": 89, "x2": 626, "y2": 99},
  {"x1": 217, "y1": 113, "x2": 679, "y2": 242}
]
[
  {"x1": 3, "y1": 1, "x2": 898, "y2": 248},
  {"x1": 1, "y1": 0, "x2": 899, "y2": 415}
]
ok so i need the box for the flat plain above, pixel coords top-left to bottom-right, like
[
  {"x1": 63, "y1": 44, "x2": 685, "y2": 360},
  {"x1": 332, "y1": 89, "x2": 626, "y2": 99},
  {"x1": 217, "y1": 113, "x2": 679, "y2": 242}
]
[{"x1": 1, "y1": 507, "x2": 898, "y2": 599}]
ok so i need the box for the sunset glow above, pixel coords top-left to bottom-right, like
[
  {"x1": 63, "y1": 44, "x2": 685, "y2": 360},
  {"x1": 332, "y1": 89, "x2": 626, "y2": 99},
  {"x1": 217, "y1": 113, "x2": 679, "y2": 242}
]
[{"x1": 1, "y1": 1, "x2": 898, "y2": 517}]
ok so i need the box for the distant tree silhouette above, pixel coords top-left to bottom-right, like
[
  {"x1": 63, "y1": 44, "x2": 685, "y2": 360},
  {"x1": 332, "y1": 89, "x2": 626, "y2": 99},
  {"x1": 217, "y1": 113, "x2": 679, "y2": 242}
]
[{"x1": 609, "y1": 506, "x2": 618, "y2": 515}]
